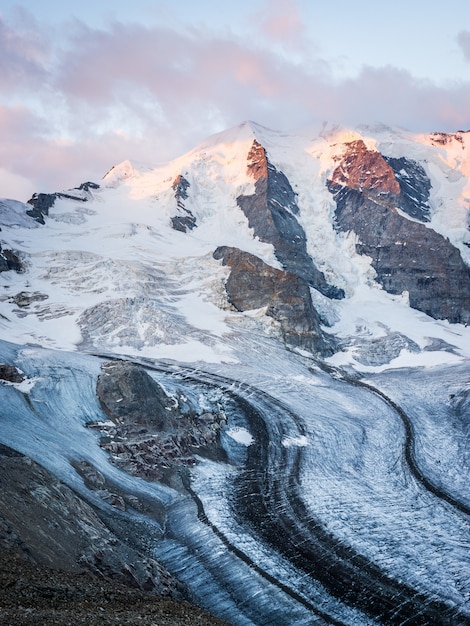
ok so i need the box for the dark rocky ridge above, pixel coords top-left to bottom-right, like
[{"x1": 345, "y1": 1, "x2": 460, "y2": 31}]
[
  {"x1": 383, "y1": 156, "x2": 431, "y2": 222},
  {"x1": 328, "y1": 140, "x2": 470, "y2": 324},
  {"x1": 429, "y1": 130, "x2": 467, "y2": 146},
  {"x1": 171, "y1": 174, "x2": 197, "y2": 232},
  {"x1": 330, "y1": 139, "x2": 400, "y2": 197},
  {"x1": 26, "y1": 182, "x2": 100, "y2": 224},
  {"x1": 238, "y1": 140, "x2": 344, "y2": 299},
  {"x1": 0, "y1": 363, "x2": 24, "y2": 383},
  {"x1": 97, "y1": 360, "x2": 180, "y2": 431},
  {"x1": 0, "y1": 445, "x2": 177, "y2": 596},
  {"x1": 214, "y1": 245, "x2": 335, "y2": 355}
]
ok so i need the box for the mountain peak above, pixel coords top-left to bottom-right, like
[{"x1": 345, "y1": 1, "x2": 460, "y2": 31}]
[{"x1": 102, "y1": 159, "x2": 136, "y2": 187}]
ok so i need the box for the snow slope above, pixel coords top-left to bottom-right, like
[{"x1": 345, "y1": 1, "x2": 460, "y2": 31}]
[{"x1": 1, "y1": 121, "x2": 470, "y2": 370}]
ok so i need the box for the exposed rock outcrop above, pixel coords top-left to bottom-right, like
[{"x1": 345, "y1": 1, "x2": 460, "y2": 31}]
[
  {"x1": 97, "y1": 361, "x2": 180, "y2": 431},
  {"x1": 26, "y1": 193, "x2": 56, "y2": 224},
  {"x1": 0, "y1": 244, "x2": 22, "y2": 273},
  {"x1": 93, "y1": 361, "x2": 226, "y2": 482},
  {"x1": 328, "y1": 140, "x2": 470, "y2": 324},
  {"x1": 170, "y1": 174, "x2": 197, "y2": 232},
  {"x1": 0, "y1": 444, "x2": 229, "y2": 626},
  {"x1": 428, "y1": 131, "x2": 467, "y2": 146},
  {"x1": 9, "y1": 291, "x2": 48, "y2": 308},
  {"x1": 0, "y1": 444, "x2": 178, "y2": 596},
  {"x1": 238, "y1": 140, "x2": 344, "y2": 299},
  {"x1": 383, "y1": 156, "x2": 431, "y2": 222},
  {"x1": 330, "y1": 140, "x2": 400, "y2": 197},
  {"x1": 214, "y1": 245, "x2": 335, "y2": 355},
  {"x1": 0, "y1": 364, "x2": 24, "y2": 383},
  {"x1": 27, "y1": 182, "x2": 99, "y2": 224}
]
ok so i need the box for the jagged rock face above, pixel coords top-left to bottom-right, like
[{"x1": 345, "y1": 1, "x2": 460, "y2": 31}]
[
  {"x1": 238, "y1": 140, "x2": 344, "y2": 300},
  {"x1": 95, "y1": 361, "x2": 227, "y2": 482},
  {"x1": 97, "y1": 361, "x2": 179, "y2": 431},
  {"x1": 0, "y1": 444, "x2": 178, "y2": 596},
  {"x1": 26, "y1": 192, "x2": 56, "y2": 224},
  {"x1": 429, "y1": 131, "x2": 466, "y2": 146},
  {"x1": 0, "y1": 364, "x2": 24, "y2": 383},
  {"x1": 330, "y1": 140, "x2": 400, "y2": 197},
  {"x1": 213, "y1": 245, "x2": 334, "y2": 355},
  {"x1": 27, "y1": 182, "x2": 99, "y2": 224},
  {"x1": 172, "y1": 174, "x2": 190, "y2": 208},
  {"x1": 384, "y1": 156, "x2": 431, "y2": 222},
  {"x1": 171, "y1": 174, "x2": 197, "y2": 232},
  {"x1": 0, "y1": 244, "x2": 22, "y2": 272},
  {"x1": 328, "y1": 141, "x2": 470, "y2": 324},
  {"x1": 9, "y1": 291, "x2": 48, "y2": 308}
]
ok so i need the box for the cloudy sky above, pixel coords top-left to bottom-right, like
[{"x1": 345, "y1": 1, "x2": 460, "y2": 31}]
[{"x1": 1, "y1": 0, "x2": 470, "y2": 199}]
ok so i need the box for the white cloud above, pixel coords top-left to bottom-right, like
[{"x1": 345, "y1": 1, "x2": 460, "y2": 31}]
[
  {"x1": 0, "y1": 11, "x2": 469, "y2": 197},
  {"x1": 0, "y1": 168, "x2": 35, "y2": 202}
]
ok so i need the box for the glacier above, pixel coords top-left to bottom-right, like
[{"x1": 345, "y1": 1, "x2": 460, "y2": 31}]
[{"x1": 0, "y1": 121, "x2": 469, "y2": 625}]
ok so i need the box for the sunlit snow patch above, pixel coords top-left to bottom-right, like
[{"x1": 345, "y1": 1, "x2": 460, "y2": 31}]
[
  {"x1": 226, "y1": 427, "x2": 254, "y2": 446},
  {"x1": 281, "y1": 435, "x2": 309, "y2": 447}
]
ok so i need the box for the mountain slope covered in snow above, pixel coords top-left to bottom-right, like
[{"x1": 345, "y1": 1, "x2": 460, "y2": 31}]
[
  {"x1": 1, "y1": 120, "x2": 470, "y2": 368},
  {"x1": 1, "y1": 121, "x2": 470, "y2": 626}
]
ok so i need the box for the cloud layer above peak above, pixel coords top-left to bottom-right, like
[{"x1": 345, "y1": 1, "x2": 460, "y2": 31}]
[{"x1": 0, "y1": 7, "x2": 469, "y2": 196}]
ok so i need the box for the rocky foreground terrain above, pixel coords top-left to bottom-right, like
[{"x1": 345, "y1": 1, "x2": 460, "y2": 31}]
[
  {"x1": 0, "y1": 444, "x2": 229, "y2": 626},
  {"x1": 0, "y1": 554, "x2": 228, "y2": 626}
]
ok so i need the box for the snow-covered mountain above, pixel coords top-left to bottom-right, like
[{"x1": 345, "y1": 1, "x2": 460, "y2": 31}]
[
  {"x1": 2, "y1": 120, "x2": 470, "y2": 369},
  {"x1": 1, "y1": 121, "x2": 470, "y2": 625}
]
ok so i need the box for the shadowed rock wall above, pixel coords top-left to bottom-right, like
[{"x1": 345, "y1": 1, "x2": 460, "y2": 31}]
[
  {"x1": 238, "y1": 140, "x2": 344, "y2": 300},
  {"x1": 328, "y1": 140, "x2": 470, "y2": 324},
  {"x1": 214, "y1": 245, "x2": 335, "y2": 355}
]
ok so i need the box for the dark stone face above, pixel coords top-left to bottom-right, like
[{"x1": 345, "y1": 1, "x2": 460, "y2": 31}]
[
  {"x1": 170, "y1": 174, "x2": 197, "y2": 232},
  {"x1": 171, "y1": 214, "x2": 196, "y2": 232},
  {"x1": 0, "y1": 364, "x2": 24, "y2": 383},
  {"x1": 97, "y1": 361, "x2": 179, "y2": 431},
  {"x1": 26, "y1": 182, "x2": 100, "y2": 224},
  {"x1": 172, "y1": 174, "x2": 190, "y2": 204},
  {"x1": 26, "y1": 193, "x2": 57, "y2": 224},
  {"x1": 237, "y1": 140, "x2": 344, "y2": 300},
  {"x1": 383, "y1": 156, "x2": 431, "y2": 222},
  {"x1": 94, "y1": 361, "x2": 227, "y2": 481},
  {"x1": 0, "y1": 245, "x2": 22, "y2": 273},
  {"x1": 0, "y1": 445, "x2": 179, "y2": 597},
  {"x1": 329, "y1": 140, "x2": 400, "y2": 197},
  {"x1": 213, "y1": 246, "x2": 336, "y2": 356},
  {"x1": 328, "y1": 141, "x2": 470, "y2": 324}
]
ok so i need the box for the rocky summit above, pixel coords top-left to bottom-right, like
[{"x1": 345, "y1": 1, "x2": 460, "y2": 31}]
[{"x1": 328, "y1": 138, "x2": 470, "y2": 324}]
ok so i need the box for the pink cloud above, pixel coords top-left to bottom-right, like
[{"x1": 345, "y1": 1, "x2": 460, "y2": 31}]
[
  {"x1": 0, "y1": 14, "x2": 50, "y2": 90},
  {"x1": 255, "y1": 0, "x2": 306, "y2": 45},
  {"x1": 0, "y1": 13, "x2": 469, "y2": 196},
  {"x1": 50, "y1": 20, "x2": 470, "y2": 135},
  {"x1": 0, "y1": 168, "x2": 35, "y2": 202}
]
